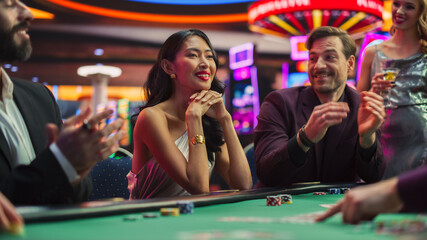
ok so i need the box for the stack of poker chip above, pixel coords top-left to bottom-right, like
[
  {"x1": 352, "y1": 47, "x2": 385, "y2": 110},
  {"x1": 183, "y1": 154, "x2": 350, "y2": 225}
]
[
  {"x1": 278, "y1": 194, "x2": 293, "y2": 204},
  {"x1": 160, "y1": 208, "x2": 180, "y2": 216},
  {"x1": 313, "y1": 192, "x2": 326, "y2": 195},
  {"x1": 376, "y1": 220, "x2": 427, "y2": 235},
  {"x1": 142, "y1": 213, "x2": 159, "y2": 218},
  {"x1": 266, "y1": 195, "x2": 281, "y2": 206},
  {"x1": 8, "y1": 223, "x2": 24, "y2": 235},
  {"x1": 176, "y1": 201, "x2": 194, "y2": 214},
  {"x1": 328, "y1": 188, "x2": 341, "y2": 194}
]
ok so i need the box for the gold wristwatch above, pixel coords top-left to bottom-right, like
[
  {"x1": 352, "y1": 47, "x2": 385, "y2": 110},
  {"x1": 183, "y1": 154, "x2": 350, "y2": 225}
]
[{"x1": 191, "y1": 135, "x2": 205, "y2": 145}]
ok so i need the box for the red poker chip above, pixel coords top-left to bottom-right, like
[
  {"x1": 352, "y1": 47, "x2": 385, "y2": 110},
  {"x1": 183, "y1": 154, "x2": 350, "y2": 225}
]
[
  {"x1": 313, "y1": 192, "x2": 326, "y2": 195},
  {"x1": 266, "y1": 196, "x2": 281, "y2": 206}
]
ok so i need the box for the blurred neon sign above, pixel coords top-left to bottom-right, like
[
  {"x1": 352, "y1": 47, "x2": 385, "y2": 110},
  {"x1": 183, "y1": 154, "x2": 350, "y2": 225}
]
[
  {"x1": 290, "y1": 35, "x2": 308, "y2": 61},
  {"x1": 229, "y1": 43, "x2": 254, "y2": 70}
]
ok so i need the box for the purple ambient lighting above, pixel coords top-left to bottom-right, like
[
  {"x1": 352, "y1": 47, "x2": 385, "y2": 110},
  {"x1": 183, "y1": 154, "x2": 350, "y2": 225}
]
[
  {"x1": 356, "y1": 33, "x2": 390, "y2": 83},
  {"x1": 229, "y1": 42, "x2": 254, "y2": 70},
  {"x1": 290, "y1": 35, "x2": 308, "y2": 61},
  {"x1": 233, "y1": 66, "x2": 251, "y2": 81},
  {"x1": 250, "y1": 66, "x2": 259, "y2": 128}
]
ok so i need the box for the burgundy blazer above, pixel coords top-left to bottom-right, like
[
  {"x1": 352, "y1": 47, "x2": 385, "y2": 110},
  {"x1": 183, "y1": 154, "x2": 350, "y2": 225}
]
[{"x1": 398, "y1": 165, "x2": 427, "y2": 212}]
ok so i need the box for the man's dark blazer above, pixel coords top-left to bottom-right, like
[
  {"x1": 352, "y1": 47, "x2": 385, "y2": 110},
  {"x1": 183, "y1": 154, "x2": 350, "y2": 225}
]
[
  {"x1": 254, "y1": 86, "x2": 385, "y2": 187},
  {"x1": 0, "y1": 78, "x2": 91, "y2": 205}
]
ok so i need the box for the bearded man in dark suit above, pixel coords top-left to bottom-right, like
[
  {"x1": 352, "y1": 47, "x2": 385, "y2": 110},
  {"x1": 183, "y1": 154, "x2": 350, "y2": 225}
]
[{"x1": 0, "y1": 0, "x2": 124, "y2": 205}]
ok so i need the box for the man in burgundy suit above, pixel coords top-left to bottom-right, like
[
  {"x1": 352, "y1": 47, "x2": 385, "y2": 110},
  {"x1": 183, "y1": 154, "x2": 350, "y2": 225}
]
[{"x1": 255, "y1": 26, "x2": 386, "y2": 187}]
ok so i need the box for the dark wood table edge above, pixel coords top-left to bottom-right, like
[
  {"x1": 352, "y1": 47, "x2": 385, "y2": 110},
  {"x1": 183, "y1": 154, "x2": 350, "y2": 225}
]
[{"x1": 18, "y1": 182, "x2": 358, "y2": 223}]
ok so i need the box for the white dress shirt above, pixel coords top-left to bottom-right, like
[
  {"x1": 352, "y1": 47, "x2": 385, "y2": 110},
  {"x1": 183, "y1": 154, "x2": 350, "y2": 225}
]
[
  {"x1": 0, "y1": 68, "x2": 35, "y2": 167},
  {"x1": 0, "y1": 68, "x2": 79, "y2": 183}
]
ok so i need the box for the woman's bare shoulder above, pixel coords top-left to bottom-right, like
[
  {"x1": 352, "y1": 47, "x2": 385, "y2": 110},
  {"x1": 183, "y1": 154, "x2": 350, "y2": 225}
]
[
  {"x1": 136, "y1": 106, "x2": 167, "y2": 128},
  {"x1": 364, "y1": 44, "x2": 378, "y2": 59}
]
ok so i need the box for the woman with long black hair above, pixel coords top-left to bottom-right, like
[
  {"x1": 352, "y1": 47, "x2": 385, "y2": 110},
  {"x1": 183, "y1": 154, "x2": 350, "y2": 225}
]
[{"x1": 127, "y1": 29, "x2": 252, "y2": 199}]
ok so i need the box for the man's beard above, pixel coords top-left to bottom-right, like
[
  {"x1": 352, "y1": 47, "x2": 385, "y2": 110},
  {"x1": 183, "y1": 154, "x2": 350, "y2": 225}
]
[{"x1": 0, "y1": 22, "x2": 32, "y2": 62}]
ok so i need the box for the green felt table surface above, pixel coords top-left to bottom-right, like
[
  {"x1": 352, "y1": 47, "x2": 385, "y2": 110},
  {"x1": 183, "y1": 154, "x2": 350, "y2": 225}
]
[{"x1": 4, "y1": 193, "x2": 426, "y2": 240}]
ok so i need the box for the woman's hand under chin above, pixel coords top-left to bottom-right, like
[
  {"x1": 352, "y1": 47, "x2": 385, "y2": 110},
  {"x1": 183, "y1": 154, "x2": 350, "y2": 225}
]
[
  {"x1": 205, "y1": 94, "x2": 229, "y2": 121},
  {"x1": 187, "y1": 90, "x2": 227, "y2": 121}
]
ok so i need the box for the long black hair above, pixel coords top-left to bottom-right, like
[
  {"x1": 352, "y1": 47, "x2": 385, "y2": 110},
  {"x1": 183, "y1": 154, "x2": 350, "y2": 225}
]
[{"x1": 133, "y1": 29, "x2": 225, "y2": 161}]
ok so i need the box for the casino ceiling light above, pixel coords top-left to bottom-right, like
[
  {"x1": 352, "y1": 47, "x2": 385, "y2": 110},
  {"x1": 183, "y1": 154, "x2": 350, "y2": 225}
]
[
  {"x1": 29, "y1": 7, "x2": 54, "y2": 19},
  {"x1": 45, "y1": 0, "x2": 248, "y2": 23},
  {"x1": 248, "y1": 0, "x2": 384, "y2": 38},
  {"x1": 126, "y1": 0, "x2": 253, "y2": 5}
]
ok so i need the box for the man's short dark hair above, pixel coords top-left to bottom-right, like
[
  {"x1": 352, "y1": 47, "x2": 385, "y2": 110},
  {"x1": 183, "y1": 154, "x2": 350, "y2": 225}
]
[{"x1": 305, "y1": 26, "x2": 356, "y2": 59}]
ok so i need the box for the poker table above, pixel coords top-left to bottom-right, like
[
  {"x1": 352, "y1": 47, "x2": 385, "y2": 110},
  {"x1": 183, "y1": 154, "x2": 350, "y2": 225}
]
[{"x1": 4, "y1": 183, "x2": 427, "y2": 240}]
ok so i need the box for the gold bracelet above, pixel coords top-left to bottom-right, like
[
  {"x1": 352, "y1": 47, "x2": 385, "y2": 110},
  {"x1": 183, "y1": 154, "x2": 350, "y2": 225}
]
[{"x1": 191, "y1": 135, "x2": 205, "y2": 145}]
